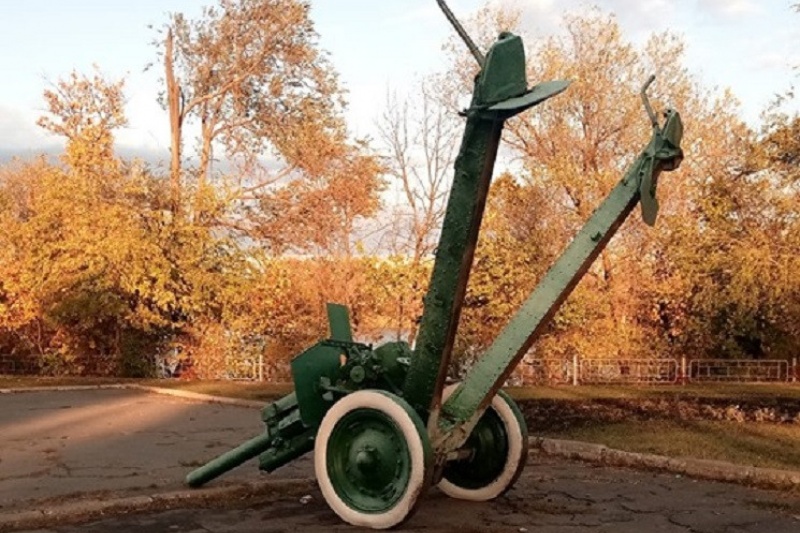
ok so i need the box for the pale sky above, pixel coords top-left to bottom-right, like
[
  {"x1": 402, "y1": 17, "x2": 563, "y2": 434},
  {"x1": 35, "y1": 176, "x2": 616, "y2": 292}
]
[{"x1": 0, "y1": 0, "x2": 797, "y2": 162}]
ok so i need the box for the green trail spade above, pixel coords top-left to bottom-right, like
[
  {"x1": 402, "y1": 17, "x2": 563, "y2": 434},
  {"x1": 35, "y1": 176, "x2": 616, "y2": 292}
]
[{"x1": 185, "y1": 1, "x2": 684, "y2": 528}]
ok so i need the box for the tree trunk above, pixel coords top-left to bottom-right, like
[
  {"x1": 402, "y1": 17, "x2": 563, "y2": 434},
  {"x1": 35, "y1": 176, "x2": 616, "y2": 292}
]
[
  {"x1": 165, "y1": 29, "x2": 183, "y2": 217},
  {"x1": 198, "y1": 117, "x2": 213, "y2": 190}
]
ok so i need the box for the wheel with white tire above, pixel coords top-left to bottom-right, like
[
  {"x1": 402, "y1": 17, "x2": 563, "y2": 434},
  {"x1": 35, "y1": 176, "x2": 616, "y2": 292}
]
[
  {"x1": 314, "y1": 390, "x2": 433, "y2": 529},
  {"x1": 438, "y1": 386, "x2": 528, "y2": 501}
]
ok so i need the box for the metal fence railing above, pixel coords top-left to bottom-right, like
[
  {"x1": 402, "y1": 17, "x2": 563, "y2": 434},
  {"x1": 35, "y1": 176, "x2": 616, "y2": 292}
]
[
  {"x1": 3, "y1": 353, "x2": 799, "y2": 385},
  {"x1": 0, "y1": 358, "x2": 39, "y2": 375},
  {"x1": 0, "y1": 359, "x2": 16, "y2": 375},
  {"x1": 519, "y1": 358, "x2": 575, "y2": 385},
  {"x1": 224, "y1": 355, "x2": 263, "y2": 381},
  {"x1": 516, "y1": 355, "x2": 798, "y2": 386},
  {"x1": 578, "y1": 358, "x2": 679, "y2": 384},
  {"x1": 689, "y1": 359, "x2": 789, "y2": 383}
]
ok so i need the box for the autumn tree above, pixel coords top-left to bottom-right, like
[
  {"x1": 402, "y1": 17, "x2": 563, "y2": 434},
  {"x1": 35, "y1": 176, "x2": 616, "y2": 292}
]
[
  {"x1": 434, "y1": 6, "x2": 756, "y2": 365},
  {"x1": 665, "y1": 95, "x2": 800, "y2": 361},
  {"x1": 156, "y1": 0, "x2": 346, "y2": 216},
  {"x1": 148, "y1": 0, "x2": 393, "y2": 372},
  {"x1": 1, "y1": 71, "x2": 170, "y2": 373},
  {"x1": 378, "y1": 80, "x2": 459, "y2": 261},
  {"x1": 648, "y1": 2, "x2": 800, "y2": 362},
  {"x1": 0, "y1": 69, "x2": 245, "y2": 376},
  {"x1": 498, "y1": 12, "x2": 708, "y2": 360},
  {"x1": 374, "y1": 78, "x2": 460, "y2": 342},
  {"x1": 37, "y1": 68, "x2": 127, "y2": 178}
]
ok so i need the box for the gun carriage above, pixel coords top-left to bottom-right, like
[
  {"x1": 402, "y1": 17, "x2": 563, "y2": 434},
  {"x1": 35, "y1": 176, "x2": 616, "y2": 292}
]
[{"x1": 186, "y1": 1, "x2": 684, "y2": 528}]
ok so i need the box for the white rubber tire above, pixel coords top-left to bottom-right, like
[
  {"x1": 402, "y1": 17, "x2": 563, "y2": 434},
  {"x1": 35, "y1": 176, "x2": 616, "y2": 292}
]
[
  {"x1": 437, "y1": 385, "x2": 527, "y2": 501},
  {"x1": 314, "y1": 390, "x2": 431, "y2": 529}
]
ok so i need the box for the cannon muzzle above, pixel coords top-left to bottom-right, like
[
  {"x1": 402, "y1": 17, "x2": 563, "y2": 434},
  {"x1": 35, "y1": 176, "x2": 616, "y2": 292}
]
[{"x1": 186, "y1": 431, "x2": 274, "y2": 487}]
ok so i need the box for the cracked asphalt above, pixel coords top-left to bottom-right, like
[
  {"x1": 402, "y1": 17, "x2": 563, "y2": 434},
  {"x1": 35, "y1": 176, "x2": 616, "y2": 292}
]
[
  {"x1": 22, "y1": 455, "x2": 800, "y2": 533},
  {"x1": 3, "y1": 389, "x2": 799, "y2": 532},
  {"x1": 0, "y1": 388, "x2": 302, "y2": 513}
]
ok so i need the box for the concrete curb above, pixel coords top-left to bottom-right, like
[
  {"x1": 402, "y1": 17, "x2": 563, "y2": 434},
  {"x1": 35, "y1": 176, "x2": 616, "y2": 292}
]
[
  {"x1": 0, "y1": 384, "x2": 130, "y2": 394},
  {"x1": 0, "y1": 383, "x2": 265, "y2": 409},
  {"x1": 0, "y1": 479, "x2": 315, "y2": 533},
  {"x1": 532, "y1": 437, "x2": 800, "y2": 490},
  {"x1": 130, "y1": 385, "x2": 264, "y2": 409}
]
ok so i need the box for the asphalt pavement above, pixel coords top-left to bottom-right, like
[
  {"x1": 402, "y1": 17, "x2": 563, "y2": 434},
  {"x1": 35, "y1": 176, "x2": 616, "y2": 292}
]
[
  {"x1": 1, "y1": 388, "x2": 798, "y2": 533},
  {"x1": 0, "y1": 388, "x2": 303, "y2": 512},
  {"x1": 17, "y1": 454, "x2": 800, "y2": 533}
]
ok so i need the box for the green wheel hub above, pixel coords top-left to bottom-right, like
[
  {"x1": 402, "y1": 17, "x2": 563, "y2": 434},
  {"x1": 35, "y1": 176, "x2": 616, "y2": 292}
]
[
  {"x1": 316, "y1": 390, "x2": 432, "y2": 528},
  {"x1": 443, "y1": 408, "x2": 509, "y2": 489},
  {"x1": 326, "y1": 408, "x2": 412, "y2": 513}
]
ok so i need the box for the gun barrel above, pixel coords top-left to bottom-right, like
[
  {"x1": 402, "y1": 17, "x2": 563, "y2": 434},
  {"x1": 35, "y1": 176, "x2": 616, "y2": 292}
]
[{"x1": 186, "y1": 431, "x2": 273, "y2": 487}]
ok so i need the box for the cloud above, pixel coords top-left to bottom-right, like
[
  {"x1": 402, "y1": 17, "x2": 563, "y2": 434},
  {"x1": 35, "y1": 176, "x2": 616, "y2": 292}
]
[
  {"x1": 0, "y1": 105, "x2": 54, "y2": 151},
  {"x1": 0, "y1": 147, "x2": 58, "y2": 164},
  {"x1": 115, "y1": 145, "x2": 170, "y2": 167},
  {"x1": 749, "y1": 51, "x2": 797, "y2": 72},
  {"x1": 493, "y1": 0, "x2": 556, "y2": 12},
  {"x1": 494, "y1": 0, "x2": 562, "y2": 36},
  {"x1": 0, "y1": 103, "x2": 174, "y2": 166},
  {"x1": 391, "y1": 4, "x2": 442, "y2": 25},
  {"x1": 490, "y1": 0, "x2": 679, "y2": 41},
  {"x1": 0, "y1": 143, "x2": 169, "y2": 167},
  {"x1": 696, "y1": 0, "x2": 761, "y2": 18},
  {"x1": 393, "y1": 0, "x2": 483, "y2": 26}
]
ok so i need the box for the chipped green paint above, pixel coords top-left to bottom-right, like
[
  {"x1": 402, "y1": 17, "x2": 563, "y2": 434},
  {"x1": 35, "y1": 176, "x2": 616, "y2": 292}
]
[{"x1": 403, "y1": 32, "x2": 569, "y2": 419}]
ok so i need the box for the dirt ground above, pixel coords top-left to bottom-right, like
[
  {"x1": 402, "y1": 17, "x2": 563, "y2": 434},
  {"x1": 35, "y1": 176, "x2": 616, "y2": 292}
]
[
  {"x1": 2, "y1": 389, "x2": 799, "y2": 533},
  {"x1": 521, "y1": 396, "x2": 800, "y2": 432}
]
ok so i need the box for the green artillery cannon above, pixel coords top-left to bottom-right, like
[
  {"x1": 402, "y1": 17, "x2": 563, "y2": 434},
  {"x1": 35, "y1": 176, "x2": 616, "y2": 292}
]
[{"x1": 186, "y1": 1, "x2": 684, "y2": 528}]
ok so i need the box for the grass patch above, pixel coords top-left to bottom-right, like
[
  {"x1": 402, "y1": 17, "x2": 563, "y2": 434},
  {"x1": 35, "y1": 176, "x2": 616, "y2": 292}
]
[
  {"x1": 541, "y1": 419, "x2": 800, "y2": 471},
  {"x1": 506, "y1": 383, "x2": 800, "y2": 402},
  {"x1": 0, "y1": 376, "x2": 292, "y2": 402},
  {"x1": 0, "y1": 375, "x2": 133, "y2": 388}
]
